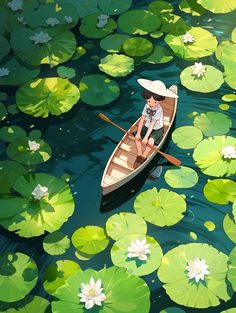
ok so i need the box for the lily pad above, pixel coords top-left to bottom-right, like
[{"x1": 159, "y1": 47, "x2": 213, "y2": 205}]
[
  {"x1": 204, "y1": 221, "x2": 216, "y2": 231},
  {"x1": 215, "y1": 40, "x2": 232, "y2": 61},
  {"x1": 106, "y1": 212, "x2": 147, "y2": 241},
  {"x1": 79, "y1": 13, "x2": 117, "y2": 39},
  {"x1": 98, "y1": 54, "x2": 134, "y2": 77},
  {"x1": 0, "y1": 92, "x2": 7, "y2": 101},
  {"x1": 43, "y1": 231, "x2": 70, "y2": 255},
  {"x1": 142, "y1": 46, "x2": 173, "y2": 64},
  {"x1": 221, "y1": 309, "x2": 236, "y2": 313},
  {"x1": 28, "y1": 129, "x2": 42, "y2": 138},
  {"x1": 7, "y1": 136, "x2": 52, "y2": 165},
  {"x1": 159, "y1": 13, "x2": 190, "y2": 35},
  {"x1": 179, "y1": 0, "x2": 206, "y2": 15},
  {"x1": 71, "y1": 46, "x2": 86, "y2": 60},
  {"x1": 227, "y1": 246, "x2": 236, "y2": 291},
  {"x1": 148, "y1": 1, "x2": 174, "y2": 14},
  {"x1": 0, "y1": 35, "x2": 10, "y2": 60},
  {"x1": 0, "y1": 161, "x2": 27, "y2": 194},
  {"x1": 160, "y1": 308, "x2": 186, "y2": 313},
  {"x1": 100, "y1": 34, "x2": 130, "y2": 53},
  {"x1": 57, "y1": 66, "x2": 76, "y2": 79},
  {"x1": 193, "y1": 136, "x2": 236, "y2": 177},
  {"x1": 122, "y1": 37, "x2": 153, "y2": 57},
  {"x1": 75, "y1": 250, "x2": 94, "y2": 261},
  {"x1": 164, "y1": 166, "x2": 198, "y2": 188},
  {"x1": 232, "y1": 28, "x2": 236, "y2": 43},
  {"x1": 0, "y1": 295, "x2": 50, "y2": 313},
  {"x1": 196, "y1": 0, "x2": 236, "y2": 13},
  {"x1": 111, "y1": 233, "x2": 163, "y2": 276},
  {"x1": 180, "y1": 64, "x2": 224, "y2": 93},
  {"x1": 11, "y1": 27, "x2": 76, "y2": 67},
  {"x1": 0, "y1": 126, "x2": 27, "y2": 142},
  {"x1": 221, "y1": 42, "x2": 236, "y2": 68},
  {"x1": 222, "y1": 94, "x2": 236, "y2": 102},
  {"x1": 0, "y1": 252, "x2": 38, "y2": 302},
  {"x1": 98, "y1": 0, "x2": 132, "y2": 15},
  {"x1": 0, "y1": 103, "x2": 7, "y2": 120},
  {"x1": 134, "y1": 187, "x2": 187, "y2": 227},
  {"x1": 79, "y1": 74, "x2": 120, "y2": 106},
  {"x1": 219, "y1": 104, "x2": 230, "y2": 111},
  {"x1": 63, "y1": 0, "x2": 101, "y2": 18},
  {"x1": 193, "y1": 112, "x2": 232, "y2": 136},
  {"x1": 165, "y1": 27, "x2": 218, "y2": 60},
  {"x1": 43, "y1": 260, "x2": 81, "y2": 295},
  {"x1": 172, "y1": 126, "x2": 203, "y2": 149},
  {"x1": 203, "y1": 179, "x2": 236, "y2": 204},
  {"x1": 118, "y1": 10, "x2": 161, "y2": 35},
  {"x1": 158, "y1": 243, "x2": 231, "y2": 308},
  {"x1": 16, "y1": 77, "x2": 80, "y2": 118},
  {"x1": 52, "y1": 266, "x2": 151, "y2": 313},
  {"x1": 7, "y1": 104, "x2": 20, "y2": 115},
  {"x1": 223, "y1": 214, "x2": 236, "y2": 243},
  {"x1": 0, "y1": 173, "x2": 75, "y2": 237}
]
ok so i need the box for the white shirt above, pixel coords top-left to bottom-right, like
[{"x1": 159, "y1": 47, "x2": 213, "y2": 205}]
[{"x1": 142, "y1": 103, "x2": 164, "y2": 130}]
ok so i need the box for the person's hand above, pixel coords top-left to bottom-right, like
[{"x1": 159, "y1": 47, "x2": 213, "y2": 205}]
[
  {"x1": 135, "y1": 133, "x2": 141, "y2": 141},
  {"x1": 142, "y1": 137, "x2": 148, "y2": 145}
]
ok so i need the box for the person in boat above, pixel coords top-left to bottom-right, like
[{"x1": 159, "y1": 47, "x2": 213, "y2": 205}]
[{"x1": 133, "y1": 79, "x2": 178, "y2": 169}]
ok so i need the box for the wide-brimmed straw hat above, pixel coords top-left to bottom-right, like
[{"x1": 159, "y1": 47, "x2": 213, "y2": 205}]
[{"x1": 137, "y1": 79, "x2": 179, "y2": 98}]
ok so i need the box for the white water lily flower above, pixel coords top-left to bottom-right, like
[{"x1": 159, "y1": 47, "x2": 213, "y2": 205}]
[
  {"x1": 7, "y1": 0, "x2": 23, "y2": 11},
  {"x1": 192, "y1": 62, "x2": 206, "y2": 78},
  {"x1": 186, "y1": 257, "x2": 210, "y2": 283},
  {"x1": 221, "y1": 145, "x2": 236, "y2": 159},
  {"x1": 32, "y1": 184, "x2": 49, "y2": 200},
  {"x1": 46, "y1": 17, "x2": 60, "y2": 26},
  {"x1": 28, "y1": 140, "x2": 40, "y2": 152},
  {"x1": 97, "y1": 14, "x2": 109, "y2": 28},
  {"x1": 0, "y1": 68, "x2": 10, "y2": 77},
  {"x1": 78, "y1": 277, "x2": 106, "y2": 310},
  {"x1": 64, "y1": 15, "x2": 73, "y2": 24},
  {"x1": 29, "y1": 31, "x2": 52, "y2": 45},
  {"x1": 17, "y1": 16, "x2": 27, "y2": 25},
  {"x1": 182, "y1": 32, "x2": 195, "y2": 43},
  {"x1": 127, "y1": 238, "x2": 151, "y2": 261}
]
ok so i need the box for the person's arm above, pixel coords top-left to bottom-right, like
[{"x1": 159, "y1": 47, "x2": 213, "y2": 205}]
[
  {"x1": 135, "y1": 115, "x2": 145, "y2": 140},
  {"x1": 143, "y1": 119, "x2": 156, "y2": 143}
]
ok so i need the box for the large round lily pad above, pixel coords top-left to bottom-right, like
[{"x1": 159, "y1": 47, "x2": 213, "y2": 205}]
[
  {"x1": 142, "y1": 46, "x2": 173, "y2": 64},
  {"x1": 43, "y1": 260, "x2": 81, "y2": 295},
  {"x1": 118, "y1": 10, "x2": 161, "y2": 35},
  {"x1": 193, "y1": 136, "x2": 236, "y2": 177},
  {"x1": 215, "y1": 40, "x2": 232, "y2": 61},
  {"x1": 172, "y1": 126, "x2": 203, "y2": 149},
  {"x1": 0, "y1": 295, "x2": 50, "y2": 313},
  {"x1": 158, "y1": 243, "x2": 231, "y2": 308},
  {"x1": 223, "y1": 214, "x2": 236, "y2": 244},
  {"x1": 179, "y1": 0, "x2": 206, "y2": 16},
  {"x1": 122, "y1": 37, "x2": 153, "y2": 57},
  {"x1": 16, "y1": 77, "x2": 80, "y2": 118},
  {"x1": 98, "y1": 54, "x2": 134, "y2": 77},
  {"x1": 134, "y1": 187, "x2": 187, "y2": 227},
  {"x1": 0, "y1": 125, "x2": 26, "y2": 142},
  {"x1": 72, "y1": 225, "x2": 109, "y2": 255},
  {"x1": 11, "y1": 27, "x2": 76, "y2": 67},
  {"x1": 180, "y1": 64, "x2": 224, "y2": 93},
  {"x1": 193, "y1": 112, "x2": 232, "y2": 136},
  {"x1": 79, "y1": 74, "x2": 120, "y2": 106},
  {"x1": 0, "y1": 161, "x2": 27, "y2": 194},
  {"x1": 227, "y1": 246, "x2": 236, "y2": 291},
  {"x1": 0, "y1": 252, "x2": 38, "y2": 302},
  {"x1": 196, "y1": 0, "x2": 236, "y2": 13},
  {"x1": 43, "y1": 231, "x2": 70, "y2": 255},
  {"x1": 60, "y1": 0, "x2": 101, "y2": 18},
  {"x1": 52, "y1": 266, "x2": 151, "y2": 313},
  {"x1": 203, "y1": 179, "x2": 236, "y2": 204},
  {"x1": 106, "y1": 212, "x2": 147, "y2": 241},
  {"x1": 98, "y1": 0, "x2": 132, "y2": 15},
  {"x1": 79, "y1": 13, "x2": 117, "y2": 39},
  {"x1": 165, "y1": 27, "x2": 218, "y2": 60},
  {"x1": 111, "y1": 234, "x2": 163, "y2": 276},
  {"x1": 148, "y1": 1, "x2": 174, "y2": 14},
  {"x1": 0, "y1": 173, "x2": 75, "y2": 237},
  {"x1": 164, "y1": 166, "x2": 198, "y2": 188},
  {"x1": 159, "y1": 13, "x2": 190, "y2": 35},
  {"x1": 7, "y1": 136, "x2": 52, "y2": 165},
  {"x1": 100, "y1": 34, "x2": 130, "y2": 53},
  {"x1": 220, "y1": 44, "x2": 236, "y2": 89}
]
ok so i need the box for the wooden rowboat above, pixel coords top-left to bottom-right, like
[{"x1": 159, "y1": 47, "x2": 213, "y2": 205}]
[{"x1": 101, "y1": 85, "x2": 178, "y2": 196}]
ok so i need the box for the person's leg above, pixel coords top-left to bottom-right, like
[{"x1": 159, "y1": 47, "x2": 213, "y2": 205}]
[
  {"x1": 142, "y1": 138, "x2": 154, "y2": 159},
  {"x1": 135, "y1": 139, "x2": 143, "y2": 156},
  {"x1": 142, "y1": 128, "x2": 164, "y2": 159}
]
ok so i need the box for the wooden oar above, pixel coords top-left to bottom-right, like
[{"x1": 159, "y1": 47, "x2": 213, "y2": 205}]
[{"x1": 99, "y1": 113, "x2": 181, "y2": 167}]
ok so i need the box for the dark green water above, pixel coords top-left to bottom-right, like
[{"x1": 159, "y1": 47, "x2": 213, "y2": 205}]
[{"x1": 1, "y1": 1, "x2": 236, "y2": 312}]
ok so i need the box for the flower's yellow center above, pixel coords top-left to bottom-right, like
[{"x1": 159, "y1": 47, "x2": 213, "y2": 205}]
[{"x1": 88, "y1": 289, "x2": 96, "y2": 297}]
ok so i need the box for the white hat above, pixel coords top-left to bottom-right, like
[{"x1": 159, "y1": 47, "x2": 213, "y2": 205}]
[{"x1": 137, "y1": 79, "x2": 179, "y2": 98}]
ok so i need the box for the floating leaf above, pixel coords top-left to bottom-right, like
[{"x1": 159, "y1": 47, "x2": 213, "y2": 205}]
[
  {"x1": 0, "y1": 92, "x2": 7, "y2": 101},
  {"x1": 196, "y1": 0, "x2": 236, "y2": 13},
  {"x1": 106, "y1": 212, "x2": 147, "y2": 241},
  {"x1": 204, "y1": 221, "x2": 216, "y2": 231},
  {"x1": 118, "y1": 10, "x2": 161, "y2": 35},
  {"x1": 160, "y1": 308, "x2": 186, "y2": 313},
  {"x1": 172, "y1": 126, "x2": 203, "y2": 149},
  {"x1": 52, "y1": 267, "x2": 151, "y2": 313},
  {"x1": 158, "y1": 243, "x2": 231, "y2": 308},
  {"x1": 71, "y1": 46, "x2": 86, "y2": 60},
  {"x1": 122, "y1": 37, "x2": 153, "y2": 57},
  {"x1": 28, "y1": 129, "x2": 42, "y2": 138},
  {"x1": 57, "y1": 66, "x2": 76, "y2": 79},
  {"x1": 98, "y1": 54, "x2": 134, "y2": 77},
  {"x1": 0, "y1": 161, "x2": 27, "y2": 194},
  {"x1": 0, "y1": 252, "x2": 38, "y2": 302},
  {"x1": 79, "y1": 74, "x2": 120, "y2": 106},
  {"x1": 193, "y1": 136, "x2": 236, "y2": 177},
  {"x1": 215, "y1": 40, "x2": 231, "y2": 61},
  {"x1": 72, "y1": 225, "x2": 109, "y2": 255},
  {"x1": 0, "y1": 126, "x2": 26, "y2": 142},
  {"x1": 98, "y1": 0, "x2": 132, "y2": 15},
  {"x1": 43, "y1": 231, "x2": 70, "y2": 255},
  {"x1": 0, "y1": 173, "x2": 75, "y2": 237},
  {"x1": 165, "y1": 27, "x2": 217, "y2": 60},
  {"x1": 221, "y1": 43, "x2": 236, "y2": 68},
  {"x1": 219, "y1": 104, "x2": 230, "y2": 111},
  {"x1": 111, "y1": 234, "x2": 163, "y2": 276},
  {"x1": 0, "y1": 103, "x2": 7, "y2": 121},
  {"x1": 63, "y1": 0, "x2": 101, "y2": 18},
  {"x1": 222, "y1": 94, "x2": 236, "y2": 102},
  {"x1": 75, "y1": 250, "x2": 94, "y2": 261},
  {"x1": 221, "y1": 309, "x2": 236, "y2": 313},
  {"x1": 159, "y1": 13, "x2": 190, "y2": 35},
  {"x1": 203, "y1": 179, "x2": 236, "y2": 204},
  {"x1": 100, "y1": 34, "x2": 130, "y2": 53},
  {"x1": 232, "y1": 28, "x2": 236, "y2": 43},
  {"x1": 223, "y1": 214, "x2": 236, "y2": 243},
  {"x1": 179, "y1": 0, "x2": 206, "y2": 15},
  {"x1": 0, "y1": 34, "x2": 10, "y2": 60},
  {"x1": 148, "y1": 1, "x2": 174, "y2": 14},
  {"x1": 16, "y1": 77, "x2": 80, "y2": 118},
  {"x1": 134, "y1": 187, "x2": 187, "y2": 227},
  {"x1": 150, "y1": 30, "x2": 163, "y2": 38},
  {"x1": 193, "y1": 112, "x2": 232, "y2": 136},
  {"x1": 7, "y1": 136, "x2": 52, "y2": 165},
  {"x1": 227, "y1": 246, "x2": 236, "y2": 292},
  {"x1": 164, "y1": 166, "x2": 198, "y2": 188},
  {"x1": 190, "y1": 231, "x2": 197, "y2": 240},
  {"x1": 43, "y1": 260, "x2": 81, "y2": 295},
  {"x1": 11, "y1": 27, "x2": 76, "y2": 67},
  {"x1": 79, "y1": 13, "x2": 116, "y2": 39},
  {"x1": 0, "y1": 295, "x2": 50, "y2": 313},
  {"x1": 142, "y1": 46, "x2": 173, "y2": 64}
]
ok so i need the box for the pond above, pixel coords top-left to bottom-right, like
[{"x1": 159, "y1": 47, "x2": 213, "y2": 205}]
[{"x1": 0, "y1": 0, "x2": 236, "y2": 312}]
